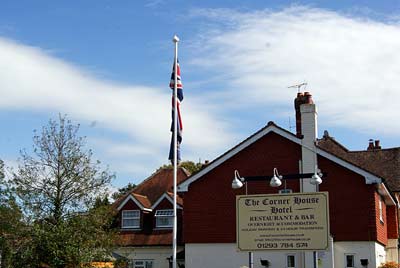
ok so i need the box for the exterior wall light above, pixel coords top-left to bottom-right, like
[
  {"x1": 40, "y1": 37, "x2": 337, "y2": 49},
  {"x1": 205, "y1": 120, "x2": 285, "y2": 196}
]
[
  {"x1": 231, "y1": 168, "x2": 326, "y2": 188},
  {"x1": 270, "y1": 168, "x2": 283, "y2": 187},
  {"x1": 310, "y1": 166, "x2": 323, "y2": 185},
  {"x1": 232, "y1": 170, "x2": 244, "y2": 189}
]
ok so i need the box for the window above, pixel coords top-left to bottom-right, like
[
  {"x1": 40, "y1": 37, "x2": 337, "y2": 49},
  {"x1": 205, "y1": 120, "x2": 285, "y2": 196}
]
[
  {"x1": 345, "y1": 254, "x2": 355, "y2": 268},
  {"x1": 133, "y1": 260, "x2": 153, "y2": 268},
  {"x1": 379, "y1": 197, "x2": 384, "y2": 223},
  {"x1": 122, "y1": 210, "x2": 140, "y2": 228},
  {"x1": 155, "y1": 209, "x2": 174, "y2": 228},
  {"x1": 279, "y1": 189, "x2": 293, "y2": 194},
  {"x1": 287, "y1": 254, "x2": 296, "y2": 268}
]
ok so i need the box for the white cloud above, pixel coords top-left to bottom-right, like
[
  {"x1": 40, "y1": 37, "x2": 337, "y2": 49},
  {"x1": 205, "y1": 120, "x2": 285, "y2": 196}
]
[
  {"x1": 188, "y1": 6, "x2": 400, "y2": 136},
  {"x1": 0, "y1": 37, "x2": 234, "y2": 183},
  {"x1": 3, "y1": 5, "x2": 400, "y2": 185}
]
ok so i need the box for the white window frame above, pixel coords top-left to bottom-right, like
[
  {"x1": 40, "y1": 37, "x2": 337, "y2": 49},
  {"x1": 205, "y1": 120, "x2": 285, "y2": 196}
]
[
  {"x1": 155, "y1": 209, "x2": 174, "y2": 228},
  {"x1": 345, "y1": 254, "x2": 355, "y2": 268},
  {"x1": 379, "y1": 197, "x2": 384, "y2": 223},
  {"x1": 286, "y1": 254, "x2": 296, "y2": 268},
  {"x1": 133, "y1": 259, "x2": 153, "y2": 268},
  {"x1": 122, "y1": 210, "x2": 140, "y2": 229}
]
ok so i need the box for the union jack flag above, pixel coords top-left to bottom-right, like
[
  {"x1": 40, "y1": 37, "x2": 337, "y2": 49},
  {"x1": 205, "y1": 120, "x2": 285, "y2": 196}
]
[{"x1": 168, "y1": 60, "x2": 183, "y2": 163}]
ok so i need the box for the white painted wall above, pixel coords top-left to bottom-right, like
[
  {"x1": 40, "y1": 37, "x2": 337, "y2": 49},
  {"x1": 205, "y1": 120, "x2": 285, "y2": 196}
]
[
  {"x1": 114, "y1": 246, "x2": 184, "y2": 268},
  {"x1": 375, "y1": 243, "x2": 386, "y2": 267},
  {"x1": 185, "y1": 243, "x2": 334, "y2": 268},
  {"x1": 185, "y1": 241, "x2": 392, "y2": 268},
  {"x1": 334, "y1": 241, "x2": 386, "y2": 268}
]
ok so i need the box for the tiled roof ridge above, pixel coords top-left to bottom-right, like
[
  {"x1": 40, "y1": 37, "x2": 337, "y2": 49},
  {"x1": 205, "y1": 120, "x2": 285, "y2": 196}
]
[
  {"x1": 131, "y1": 192, "x2": 149, "y2": 199},
  {"x1": 317, "y1": 135, "x2": 349, "y2": 152},
  {"x1": 347, "y1": 147, "x2": 400, "y2": 153}
]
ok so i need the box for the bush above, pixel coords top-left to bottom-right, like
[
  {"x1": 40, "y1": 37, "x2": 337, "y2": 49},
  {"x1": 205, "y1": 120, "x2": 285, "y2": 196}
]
[{"x1": 379, "y1": 262, "x2": 400, "y2": 268}]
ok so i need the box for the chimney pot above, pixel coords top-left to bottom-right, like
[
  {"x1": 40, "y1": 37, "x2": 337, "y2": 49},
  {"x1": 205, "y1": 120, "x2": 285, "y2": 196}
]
[
  {"x1": 367, "y1": 139, "x2": 374, "y2": 150},
  {"x1": 374, "y1": 140, "x2": 381, "y2": 149}
]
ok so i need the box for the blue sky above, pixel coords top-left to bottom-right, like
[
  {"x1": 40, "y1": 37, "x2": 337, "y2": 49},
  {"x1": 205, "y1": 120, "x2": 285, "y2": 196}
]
[{"x1": 1, "y1": 1, "x2": 400, "y2": 189}]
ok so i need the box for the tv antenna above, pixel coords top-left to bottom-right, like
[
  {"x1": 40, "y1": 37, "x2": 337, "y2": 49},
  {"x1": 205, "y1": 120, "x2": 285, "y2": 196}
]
[{"x1": 288, "y1": 82, "x2": 307, "y2": 93}]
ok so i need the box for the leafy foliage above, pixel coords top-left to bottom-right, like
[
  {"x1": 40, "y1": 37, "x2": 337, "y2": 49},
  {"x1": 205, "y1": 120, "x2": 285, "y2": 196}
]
[
  {"x1": 158, "y1": 160, "x2": 204, "y2": 175},
  {"x1": 3, "y1": 115, "x2": 116, "y2": 268},
  {"x1": 111, "y1": 182, "x2": 137, "y2": 200},
  {"x1": 379, "y1": 262, "x2": 400, "y2": 268},
  {"x1": 13, "y1": 115, "x2": 114, "y2": 223}
]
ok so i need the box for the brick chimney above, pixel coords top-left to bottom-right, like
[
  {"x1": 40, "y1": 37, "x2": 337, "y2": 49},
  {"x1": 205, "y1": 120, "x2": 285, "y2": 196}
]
[
  {"x1": 367, "y1": 139, "x2": 381, "y2": 150},
  {"x1": 374, "y1": 140, "x2": 381, "y2": 149},
  {"x1": 367, "y1": 139, "x2": 374, "y2": 150},
  {"x1": 294, "y1": 92, "x2": 314, "y2": 138},
  {"x1": 296, "y1": 92, "x2": 318, "y2": 193}
]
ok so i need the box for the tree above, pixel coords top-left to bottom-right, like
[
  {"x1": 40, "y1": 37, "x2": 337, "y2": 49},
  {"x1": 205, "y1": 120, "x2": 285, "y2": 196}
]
[
  {"x1": 0, "y1": 160, "x2": 25, "y2": 268},
  {"x1": 157, "y1": 160, "x2": 203, "y2": 175},
  {"x1": 111, "y1": 182, "x2": 136, "y2": 200},
  {"x1": 10, "y1": 115, "x2": 116, "y2": 268}
]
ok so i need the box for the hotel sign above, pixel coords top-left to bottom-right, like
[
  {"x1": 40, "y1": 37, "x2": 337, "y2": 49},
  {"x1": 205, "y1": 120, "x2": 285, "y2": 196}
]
[{"x1": 236, "y1": 192, "x2": 329, "y2": 251}]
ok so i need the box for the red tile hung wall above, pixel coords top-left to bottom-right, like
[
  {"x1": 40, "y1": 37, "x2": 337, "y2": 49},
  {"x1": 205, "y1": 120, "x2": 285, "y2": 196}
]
[
  {"x1": 375, "y1": 192, "x2": 388, "y2": 245},
  {"x1": 318, "y1": 156, "x2": 379, "y2": 242}
]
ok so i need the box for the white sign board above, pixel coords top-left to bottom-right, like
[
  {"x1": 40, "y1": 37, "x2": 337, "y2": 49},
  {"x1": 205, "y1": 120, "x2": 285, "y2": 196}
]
[{"x1": 236, "y1": 192, "x2": 329, "y2": 251}]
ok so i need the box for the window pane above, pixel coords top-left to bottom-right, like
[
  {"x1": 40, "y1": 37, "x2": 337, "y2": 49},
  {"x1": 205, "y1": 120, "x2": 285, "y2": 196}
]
[
  {"x1": 123, "y1": 210, "x2": 139, "y2": 218},
  {"x1": 346, "y1": 255, "x2": 354, "y2": 267},
  {"x1": 287, "y1": 255, "x2": 295, "y2": 267},
  {"x1": 156, "y1": 217, "x2": 173, "y2": 227},
  {"x1": 134, "y1": 260, "x2": 152, "y2": 268},
  {"x1": 123, "y1": 218, "x2": 139, "y2": 228},
  {"x1": 155, "y1": 210, "x2": 174, "y2": 216}
]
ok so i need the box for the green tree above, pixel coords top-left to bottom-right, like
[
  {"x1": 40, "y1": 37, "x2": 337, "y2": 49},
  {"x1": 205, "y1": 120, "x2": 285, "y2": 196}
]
[
  {"x1": 158, "y1": 160, "x2": 203, "y2": 175},
  {"x1": 10, "y1": 115, "x2": 115, "y2": 268},
  {"x1": 0, "y1": 160, "x2": 25, "y2": 268},
  {"x1": 111, "y1": 182, "x2": 136, "y2": 200}
]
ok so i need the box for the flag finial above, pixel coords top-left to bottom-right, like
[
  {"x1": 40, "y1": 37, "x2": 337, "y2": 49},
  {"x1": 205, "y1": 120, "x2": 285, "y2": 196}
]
[{"x1": 173, "y1": 35, "x2": 180, "y2": 43}]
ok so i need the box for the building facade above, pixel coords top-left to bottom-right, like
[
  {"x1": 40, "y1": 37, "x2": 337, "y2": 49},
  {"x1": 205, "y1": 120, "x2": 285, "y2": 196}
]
[
  {"x1": 113, "y1": 167, "x2": 190, "y2": 268},
  {"x1": 178, "y1": 92, "x2": 399, "y2": 268}
]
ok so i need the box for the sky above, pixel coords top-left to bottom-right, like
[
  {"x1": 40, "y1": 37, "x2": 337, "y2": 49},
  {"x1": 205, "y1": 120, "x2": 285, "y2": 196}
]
[{"x1": 1, "y1": 1, "x2": 400, "y2": 189}]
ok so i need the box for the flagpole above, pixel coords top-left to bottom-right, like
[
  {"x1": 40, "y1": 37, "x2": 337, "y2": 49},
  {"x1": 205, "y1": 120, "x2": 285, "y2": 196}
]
[{"x1": 172, "y1": 34, "x2": 179, "y2": 268}]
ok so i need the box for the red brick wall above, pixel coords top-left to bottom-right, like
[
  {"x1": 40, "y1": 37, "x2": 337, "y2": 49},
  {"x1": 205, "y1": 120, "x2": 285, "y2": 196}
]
[
  {"x1": 387, "y1": 205, "x2": 399, "y2": 239},
  {"x1": 183, "y1": 132, "x2": 301, "y2": 243}
]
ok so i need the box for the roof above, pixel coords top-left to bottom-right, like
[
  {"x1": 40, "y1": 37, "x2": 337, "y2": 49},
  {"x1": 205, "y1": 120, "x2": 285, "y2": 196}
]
[
  {"x1": 114, "y1": 167, "x2": 191, "y2": 209},
  {"x1": 151, "y1": 192, "x2": 183, "y2": 210},
  {"x1": 318, "y1": 134, "x2": 400, "y2": 192},
  {"x1": 114, "y1": 167, "x2": 190, "y2": 248},
  {"x1": 132, "y1": 167, "x2": 190, "y2": 204},
  {"x1": 117, "y1": 230, "x2": 183, "y2": 246},
  {"x1": 178, "y1": 121, "x2": 384, "y2": 192},
  {"x1": 131, "y1": 193, "x2": 152, "y2": 209}
]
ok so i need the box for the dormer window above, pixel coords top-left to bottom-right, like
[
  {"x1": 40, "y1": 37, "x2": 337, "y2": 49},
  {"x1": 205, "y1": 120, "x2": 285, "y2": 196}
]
[
  {"x1": 122, "y1": 210, "x2": 140, "y2": 229},
  {"x1": 155, "y1": 209, "x2": 174, "y2": 228}
]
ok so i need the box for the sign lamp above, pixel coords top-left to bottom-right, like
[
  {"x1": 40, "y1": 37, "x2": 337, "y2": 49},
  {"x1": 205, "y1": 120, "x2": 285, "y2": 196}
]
[
  {"x1": 232, "y1": 170, "x2": 244, "y2": 189},
  {"x1": 310, "y1": 166, "x2": 323, "y2": 185},
  {"x1": 270, "y1": 168, "x2": 282, "y2": 187}
]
